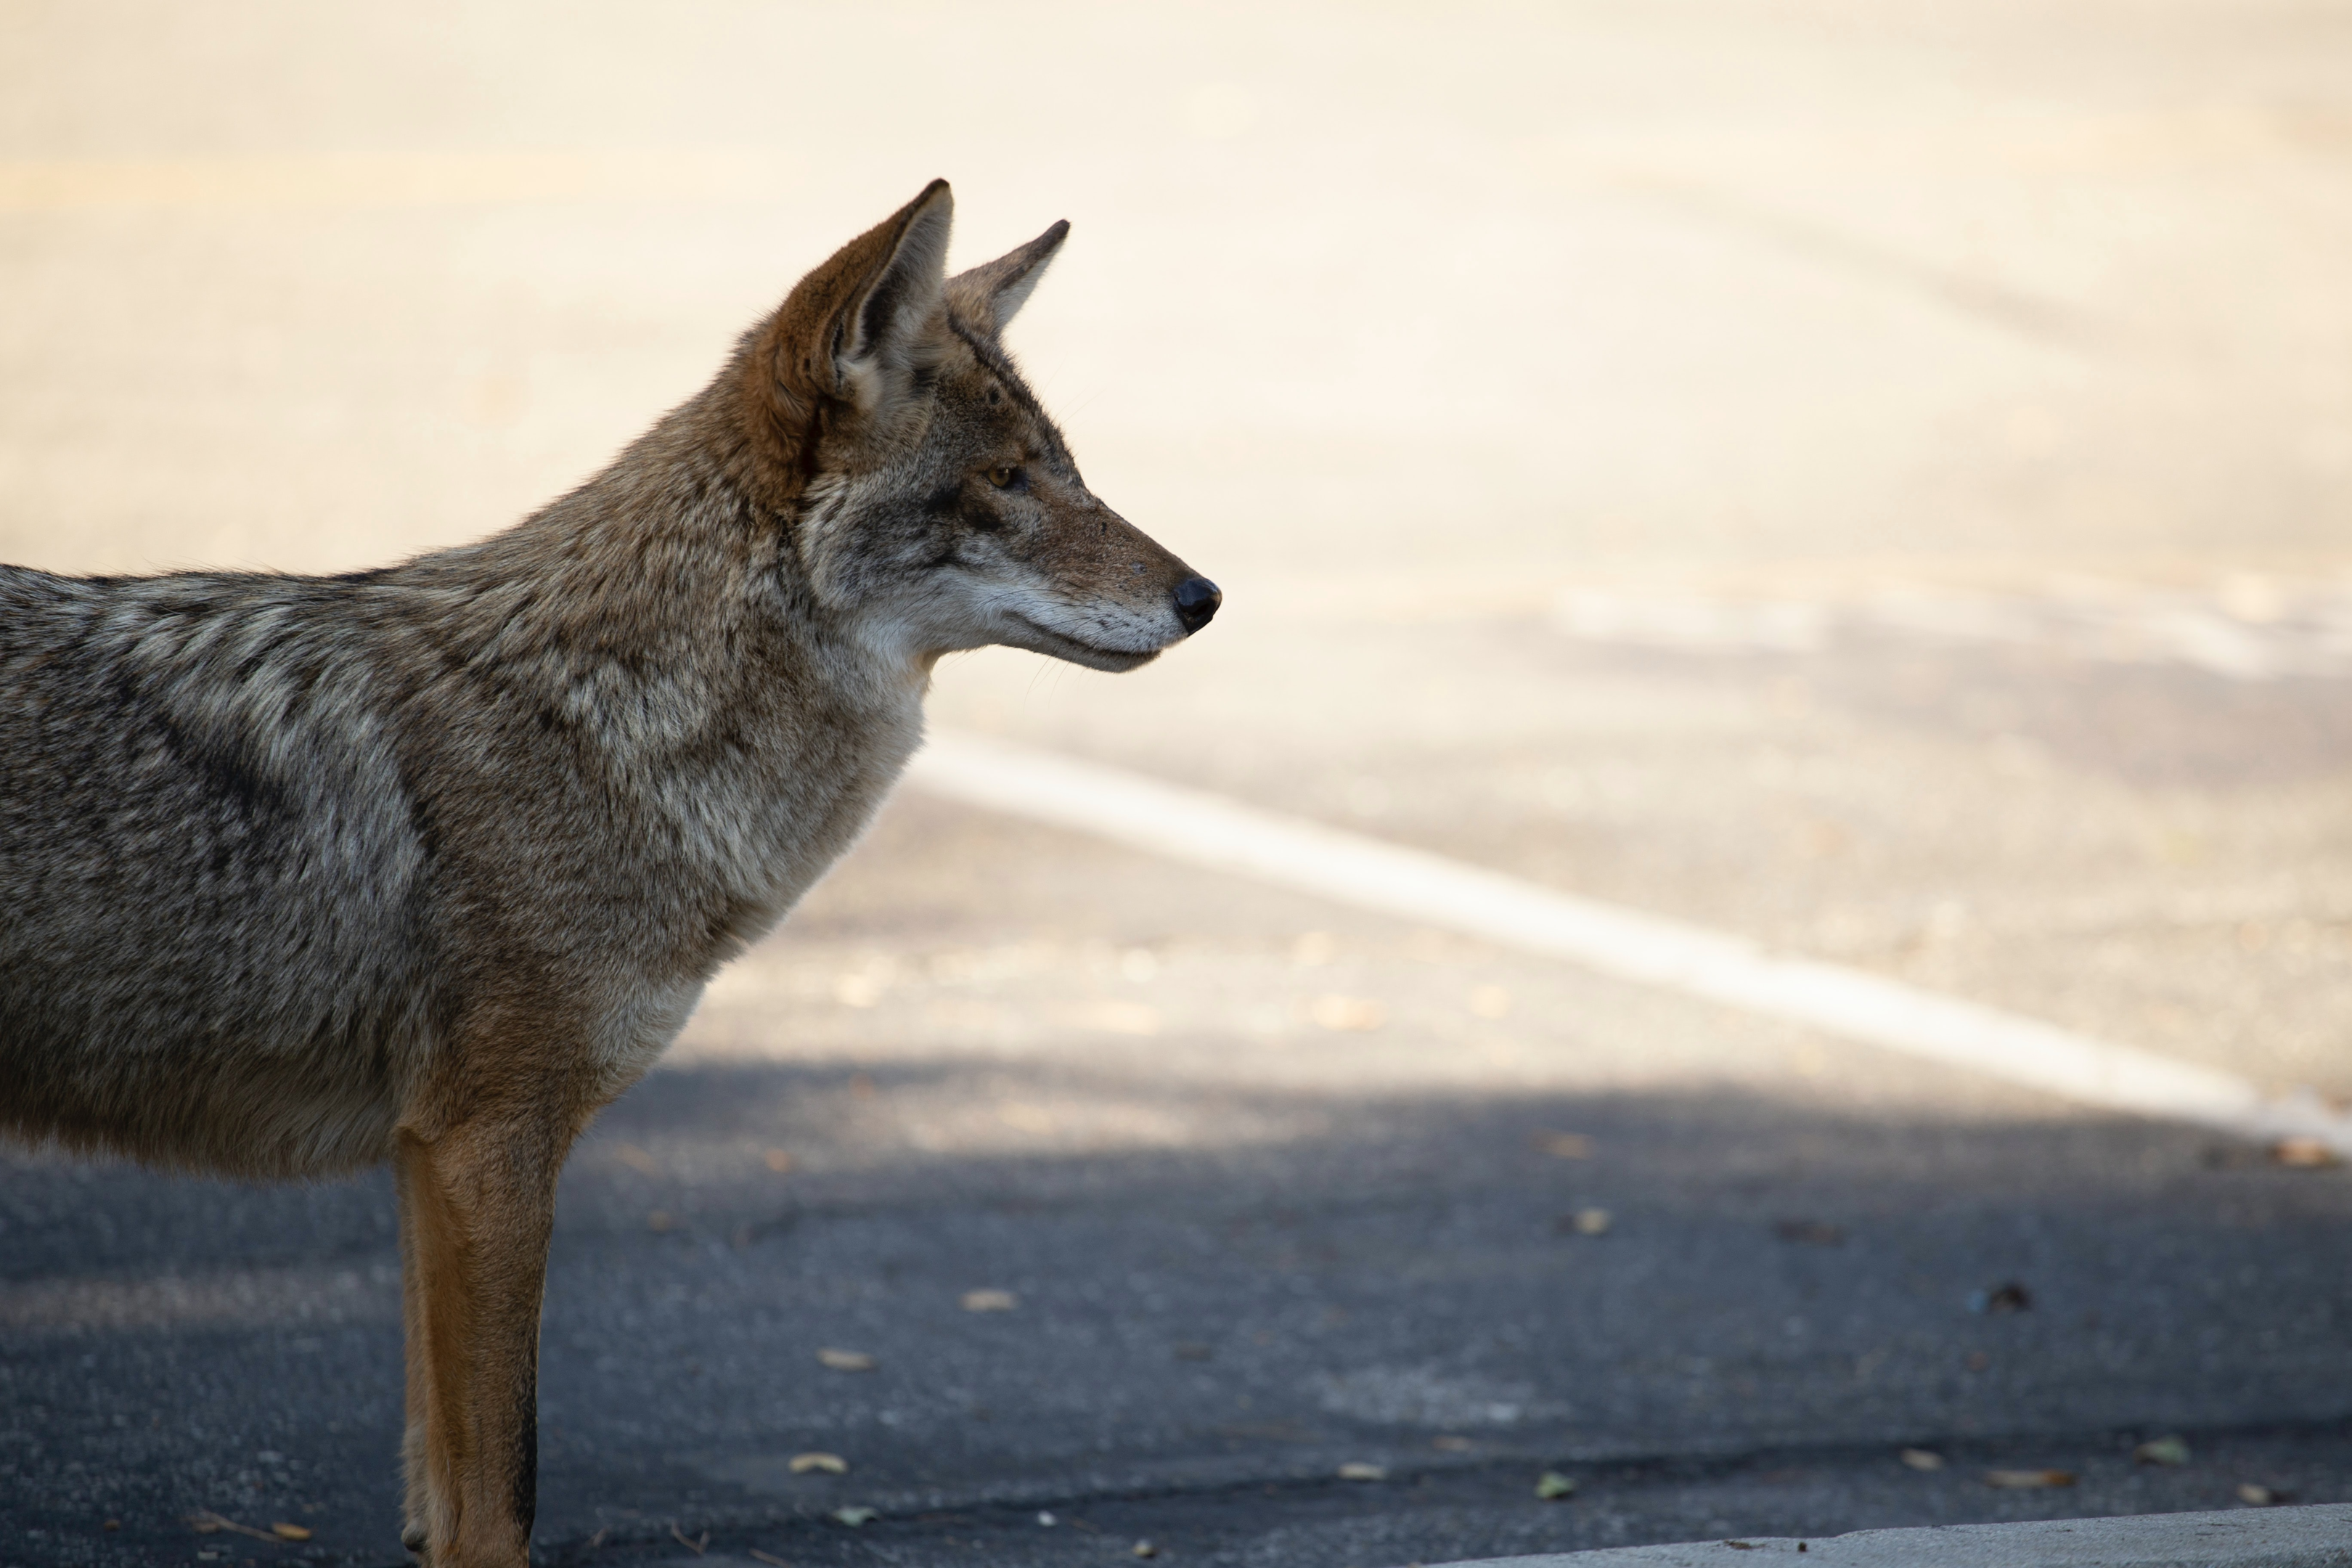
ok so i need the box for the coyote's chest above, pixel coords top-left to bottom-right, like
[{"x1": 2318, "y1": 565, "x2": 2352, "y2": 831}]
[{"x1": 583, "y1": 709, "x2": 923, "y2": 1094}]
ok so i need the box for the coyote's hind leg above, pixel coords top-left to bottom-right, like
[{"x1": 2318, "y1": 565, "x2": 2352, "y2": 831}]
[{"x1": 395, "y1": 1109, "x2": 569, "y2": 1567}]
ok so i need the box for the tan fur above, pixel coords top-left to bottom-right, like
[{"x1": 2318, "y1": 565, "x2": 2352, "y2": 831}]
[{"x1": 0, "y1": 181, "x2": 1217, "y2": 1565}]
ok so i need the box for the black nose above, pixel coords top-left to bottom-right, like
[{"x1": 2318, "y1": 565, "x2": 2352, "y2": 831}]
[{"x1": 1173, "y1": 576, "x2": 1222, "y2": 634}]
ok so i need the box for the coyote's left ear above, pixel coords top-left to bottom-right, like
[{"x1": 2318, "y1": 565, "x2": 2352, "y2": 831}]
[
  {"x1": 831, "y1": 181, "x2": 955, "y2": 417},
  {"x1": 945, "y1": 220, "x2": 1069, "y2": 336},
  {"x1": 757, "y1": 180, "x2": 955, "y2": 452}
]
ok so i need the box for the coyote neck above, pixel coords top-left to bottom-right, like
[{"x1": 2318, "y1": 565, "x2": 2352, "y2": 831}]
[{"x1": 389, "y1": 429, "x2": 929, "y2": 979}]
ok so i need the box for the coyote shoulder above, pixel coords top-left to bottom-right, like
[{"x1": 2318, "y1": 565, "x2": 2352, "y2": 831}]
[{"x1": 0, "y1": 180, "x2": 1217, "y2": 1567}]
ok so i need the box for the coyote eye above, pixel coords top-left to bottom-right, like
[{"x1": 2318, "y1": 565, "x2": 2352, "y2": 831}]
[{"x1": 984, "y1": 465, "x2": 1027, "y2": 491}]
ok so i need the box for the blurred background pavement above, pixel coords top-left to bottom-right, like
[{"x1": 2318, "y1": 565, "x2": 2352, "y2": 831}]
[{"x1": 2, "y1": 3, "x2": 2350, "y2": 1565}]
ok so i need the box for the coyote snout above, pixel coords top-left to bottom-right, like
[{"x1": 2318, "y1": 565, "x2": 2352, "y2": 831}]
[
  {"x1": 959, "y1": 478, "x2": 1218, "y2": 674},
  {"x1": 0, "y1": 180, "x2": 1212, "y2": 1567}
]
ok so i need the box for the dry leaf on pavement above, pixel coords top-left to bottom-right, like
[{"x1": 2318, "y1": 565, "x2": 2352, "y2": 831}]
[
  {"x1": 789, "y1": 1452, "x2": 849, "y2": 1475},
  {"x1": 1984, "y1": 1469, "x2": 2075, "y2": 1489},
  {"x1": 186, "y1": 1512, "x2": 280, "y2": 1543},
  {"x1": 2271, "y1": 1137, "x2": 2341, "y2": 1169}
]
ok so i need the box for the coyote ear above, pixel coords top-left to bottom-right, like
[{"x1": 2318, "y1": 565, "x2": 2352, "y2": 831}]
[
  {"x1": 945, "y1": 220, "x2": 1069, "y2": 336},
  {"x1": 760, "y1": 180, "x2": 954, "y2": 439},
  {"x1": 832, "y1": 180, "x2": 953, "y2": 413}
]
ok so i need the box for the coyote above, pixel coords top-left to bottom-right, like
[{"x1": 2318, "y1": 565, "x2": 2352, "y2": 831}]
[{"x1": 0, "y1": 181, "x2": 1217, "y2": 1566}]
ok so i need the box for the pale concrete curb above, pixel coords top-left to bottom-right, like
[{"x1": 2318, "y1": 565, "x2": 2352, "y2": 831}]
[{"x1": 1428, "y1": 1505, "x2": 2352, "y2": 1567}]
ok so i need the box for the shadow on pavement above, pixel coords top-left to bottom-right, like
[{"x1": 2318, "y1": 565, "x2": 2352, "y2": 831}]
[{"x1": 5, "y1": 1055, "x2": 2347, "y2": 1566}]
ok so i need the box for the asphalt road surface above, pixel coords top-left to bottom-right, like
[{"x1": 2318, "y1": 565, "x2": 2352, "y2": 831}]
[{"x1": 4, "y1": 3, "x2": 2351, "y2": 1566}]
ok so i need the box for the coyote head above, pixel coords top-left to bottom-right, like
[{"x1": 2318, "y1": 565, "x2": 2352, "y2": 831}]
[{"x1": 735, "y1": 181, "x2": 1217, "y2": 672}]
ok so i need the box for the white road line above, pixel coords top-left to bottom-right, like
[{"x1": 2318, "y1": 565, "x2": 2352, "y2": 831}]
[{"x1": 905, "y1": 730, "x2": 2352, "y2": 1156}]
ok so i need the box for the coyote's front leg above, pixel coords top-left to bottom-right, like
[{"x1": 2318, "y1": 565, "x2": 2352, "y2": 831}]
[{"x1": 394, "y1": 1105, "x2": 570, "y2": 1567}]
